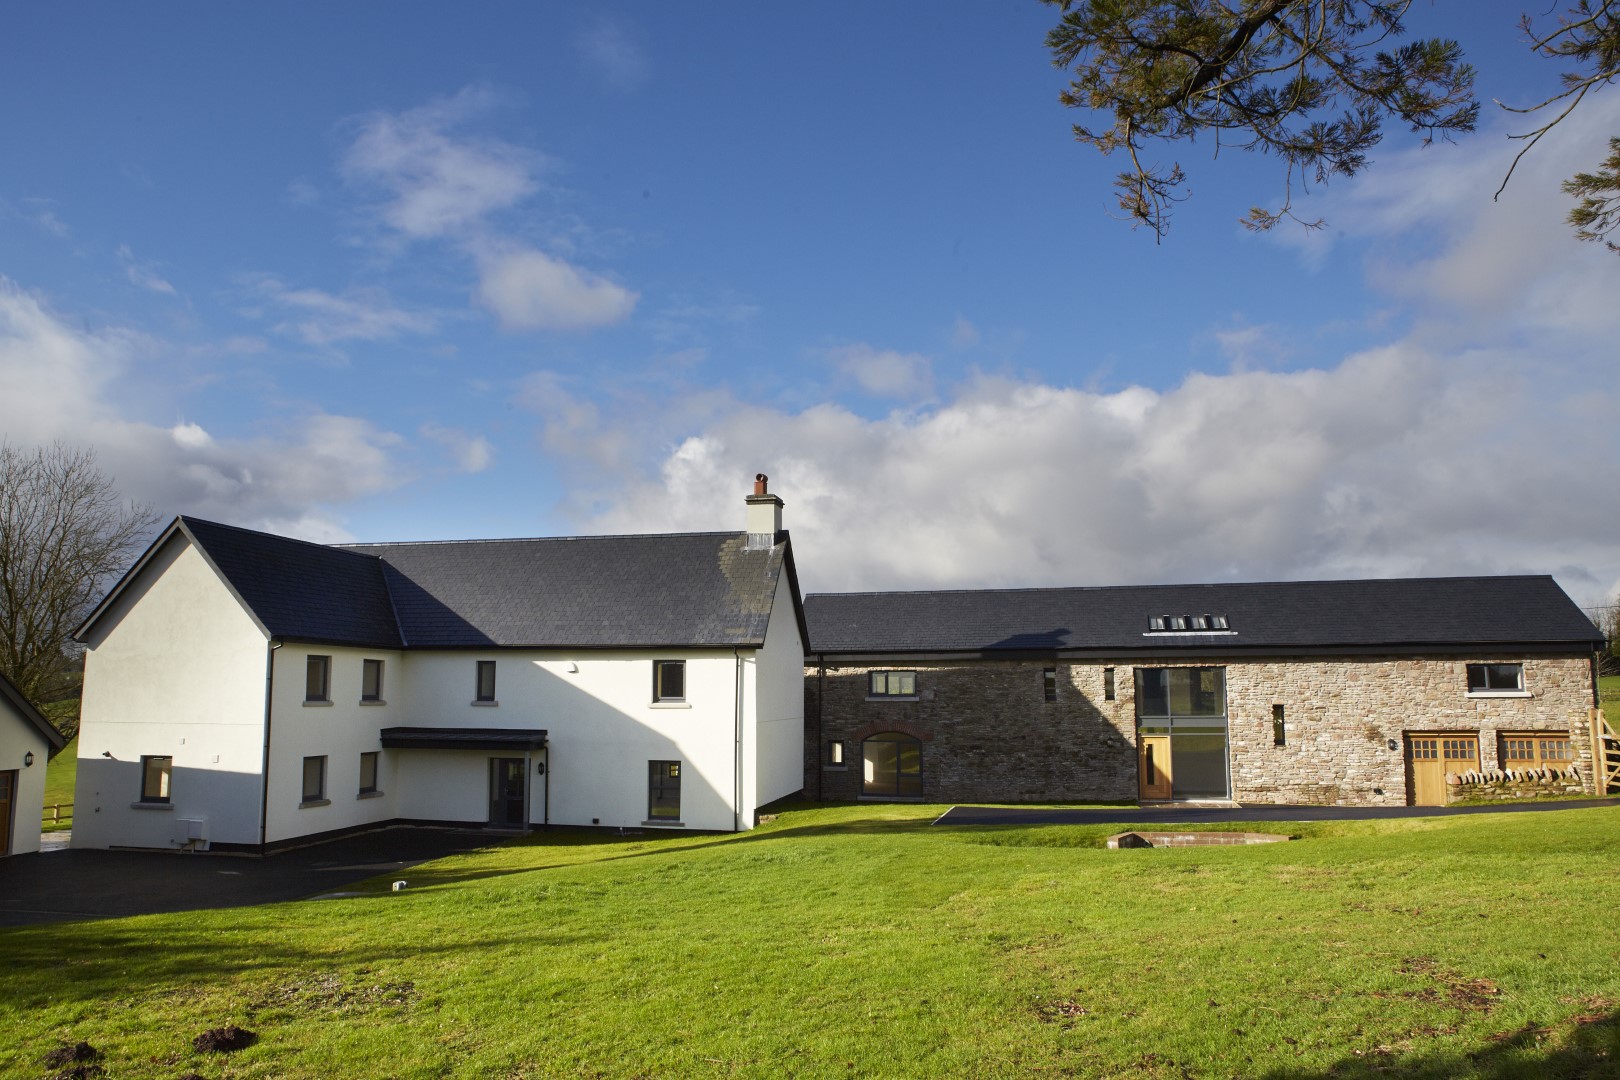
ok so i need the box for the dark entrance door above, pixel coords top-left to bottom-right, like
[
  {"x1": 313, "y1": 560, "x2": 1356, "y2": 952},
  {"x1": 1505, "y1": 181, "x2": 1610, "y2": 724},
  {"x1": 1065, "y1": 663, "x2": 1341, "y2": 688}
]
[
  {"x1": 0, "y1": 770, "x2": 14, "y2": 856},
  {"x1": 489, "y1": 758, "x2": 526, "y2": 827}
]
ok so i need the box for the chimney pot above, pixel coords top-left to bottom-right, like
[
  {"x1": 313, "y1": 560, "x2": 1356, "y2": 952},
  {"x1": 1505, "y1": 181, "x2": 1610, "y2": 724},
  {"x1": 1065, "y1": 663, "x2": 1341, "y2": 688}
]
[{"x1": 753, "y1": 473, "x2": 768, "y2": 496}]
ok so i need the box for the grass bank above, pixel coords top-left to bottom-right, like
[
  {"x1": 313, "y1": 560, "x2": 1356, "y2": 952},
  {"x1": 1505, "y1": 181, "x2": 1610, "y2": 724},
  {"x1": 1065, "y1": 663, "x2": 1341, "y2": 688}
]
[
  {"x1": 40, "y1": 735, "x2": 76, "y2": 832},
  {"x1": 3, "y1": 803, "x2": 1618, "y2": 1078}
]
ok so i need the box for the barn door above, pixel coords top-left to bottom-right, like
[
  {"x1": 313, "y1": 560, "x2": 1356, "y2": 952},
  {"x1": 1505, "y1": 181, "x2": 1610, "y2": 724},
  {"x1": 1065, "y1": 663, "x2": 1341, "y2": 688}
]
[
  {"x1": 1138, "y1": 736, "x2": 1172, "y2": 800},
  {"x1": 1407, "y1": 734, "x2": 1478, "y2": 806}
]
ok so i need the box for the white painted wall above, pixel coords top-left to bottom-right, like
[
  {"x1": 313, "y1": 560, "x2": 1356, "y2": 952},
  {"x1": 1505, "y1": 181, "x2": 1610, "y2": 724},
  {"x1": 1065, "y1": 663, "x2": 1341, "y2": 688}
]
[
  {"x1": 74, "y1": 535, "x2": 270, "y2": 849},
  {"x1": 751, "y1": 570, "x2": 806, "y2": 812},
  {"x1": 262, "y1": 645, "x2": 404, "y2": 845},
  {"x1": 0, "y1": 701, "x2": 54, "y2": 856}
]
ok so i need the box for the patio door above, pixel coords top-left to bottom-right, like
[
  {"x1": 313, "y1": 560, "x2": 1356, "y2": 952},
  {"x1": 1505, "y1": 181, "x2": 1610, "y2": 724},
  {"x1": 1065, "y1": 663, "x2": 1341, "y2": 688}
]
[{"x1": 488, "y1": 758, "x2": 527, "y2": 827}]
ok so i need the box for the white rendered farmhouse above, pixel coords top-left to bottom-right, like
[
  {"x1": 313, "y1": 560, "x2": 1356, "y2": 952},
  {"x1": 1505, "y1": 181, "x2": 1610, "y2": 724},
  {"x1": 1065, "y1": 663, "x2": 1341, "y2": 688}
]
[
  {"x1": 0, "y1": 670, "x2": 66, "y2": 856},
  {"x1": 73, "y1": 477, "x2": 807, "y2": 852}
]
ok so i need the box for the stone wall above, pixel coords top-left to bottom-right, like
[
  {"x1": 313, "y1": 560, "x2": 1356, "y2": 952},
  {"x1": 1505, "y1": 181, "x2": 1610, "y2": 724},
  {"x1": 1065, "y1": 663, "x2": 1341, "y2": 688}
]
[
  {"x1": 803, "y1": 654, "x2": 1595, "y2": 807},
  {"x1": 1447, "y1": 767, "x2": 1587, "y2": 804}
]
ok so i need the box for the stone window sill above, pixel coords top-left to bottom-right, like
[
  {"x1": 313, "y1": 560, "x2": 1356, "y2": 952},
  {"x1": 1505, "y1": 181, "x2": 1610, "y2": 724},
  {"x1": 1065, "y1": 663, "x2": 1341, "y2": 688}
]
[
  {"x1": 823, "y1": 764, "x2": 848, "y2": 771},
  {"x1": 359, "y1": 699, "x2": 387, "y2": 707},
  {"x1": 1467, "y1": 691, "x2": 1532, "y2": 699},
  {"x1": 356, "y1": 790, "x2": 385, "y2": 800},
  {"x1": 131, "y1": 801, "x2": 173, "y2": 811},
  {"x1": 650, "y1": 701, "x2": 691, "y2": 709},
  {"x1": 471, "y1": 700, "x2": 499, "y2": 707},
  {"x1": 642, "y1": 820, "x2": 685, "y2": 827},
  {"x1": 303, "y1": 700, "x2": 333, "y2": 707},
  {"x1": 299, "y1": 798, "x2": 331, "y2": 809}
]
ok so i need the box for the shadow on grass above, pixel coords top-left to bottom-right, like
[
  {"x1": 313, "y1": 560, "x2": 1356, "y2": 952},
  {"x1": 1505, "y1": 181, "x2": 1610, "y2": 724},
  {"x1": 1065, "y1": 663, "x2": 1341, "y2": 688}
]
[{"x1": 1256, "y1": 1008, "x2": 1620, "y2": 1080}]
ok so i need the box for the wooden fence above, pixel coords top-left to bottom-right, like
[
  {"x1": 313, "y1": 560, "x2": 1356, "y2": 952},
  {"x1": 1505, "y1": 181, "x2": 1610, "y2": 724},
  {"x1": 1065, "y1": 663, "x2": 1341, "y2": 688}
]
[{"x1": 1592, "y1": 709, "x2": 1620, "y2": 797}]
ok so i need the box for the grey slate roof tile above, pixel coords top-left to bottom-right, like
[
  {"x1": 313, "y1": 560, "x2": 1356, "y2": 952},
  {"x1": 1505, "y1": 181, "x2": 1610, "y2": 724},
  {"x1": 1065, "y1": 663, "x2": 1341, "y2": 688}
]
[
  {"x1": 804, "y1": 576, "x2": 1604, "y2": 655},
  {"x1": 174, "y1": 518, "x2": 788, "y2": 648}
]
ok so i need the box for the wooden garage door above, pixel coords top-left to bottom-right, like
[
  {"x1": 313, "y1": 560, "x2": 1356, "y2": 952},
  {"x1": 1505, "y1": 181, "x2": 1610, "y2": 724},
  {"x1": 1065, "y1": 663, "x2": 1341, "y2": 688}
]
[{"x1": 1407, "y1": 734, "x2": 1478, "y2": 806}]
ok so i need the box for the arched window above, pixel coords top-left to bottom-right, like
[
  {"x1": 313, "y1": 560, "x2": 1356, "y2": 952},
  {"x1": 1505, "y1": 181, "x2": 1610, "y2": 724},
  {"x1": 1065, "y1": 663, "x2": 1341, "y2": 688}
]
[{"x1": 862, "y1": 732, "x2": 922, "y2": 798}]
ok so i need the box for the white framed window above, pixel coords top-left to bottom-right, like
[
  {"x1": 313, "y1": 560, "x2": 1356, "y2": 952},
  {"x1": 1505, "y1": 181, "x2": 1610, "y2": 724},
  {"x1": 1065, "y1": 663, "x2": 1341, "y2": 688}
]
[{"x1": 1467, "y1": 663, "x2": 1525, "y2": 695}]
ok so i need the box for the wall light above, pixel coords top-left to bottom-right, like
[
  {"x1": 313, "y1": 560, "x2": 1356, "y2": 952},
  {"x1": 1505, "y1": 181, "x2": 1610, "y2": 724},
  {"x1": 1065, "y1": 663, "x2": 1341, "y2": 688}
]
[
  {"x1": 23, "y1": 751, "x2": 34, "y2": 767},
  {"x1": 1387, "y1": 739, "x2": 1399, "y2": 751}
]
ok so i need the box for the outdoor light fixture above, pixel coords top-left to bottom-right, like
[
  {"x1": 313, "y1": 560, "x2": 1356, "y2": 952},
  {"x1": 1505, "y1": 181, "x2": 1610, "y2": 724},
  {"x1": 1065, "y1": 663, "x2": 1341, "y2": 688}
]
[
  {"x1": 1387, "y1": 739, "x2": 1399, "y2": 751},
  {"x1": 102, "y1": 750, "x2": 113, "y2": 758},
  {"x1": 23, "y1": 751, "x2": 34, "y2": 767}
]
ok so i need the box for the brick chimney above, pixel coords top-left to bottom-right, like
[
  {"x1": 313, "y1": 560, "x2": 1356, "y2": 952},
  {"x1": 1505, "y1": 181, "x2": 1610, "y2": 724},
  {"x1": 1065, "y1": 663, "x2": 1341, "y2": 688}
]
[{"x1": 745, "y1": 473, "x2": 783, "y2": 549}]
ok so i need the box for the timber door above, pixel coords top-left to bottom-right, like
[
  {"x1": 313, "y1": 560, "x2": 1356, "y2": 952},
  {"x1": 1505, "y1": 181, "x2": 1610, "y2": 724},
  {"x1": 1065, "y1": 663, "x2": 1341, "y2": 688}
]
[
  {"x1": 0, "y1": 770, "x2": 14, "y2": 856},
  {"x1": 1407, "y1": 734, "x2": 1478, "y2": 806},
  {"x1": 1138, "y1": 737, "x2": 1172, "y2": 800},
  {"x1": 488, "y1": 758, "x2": 527, "y2": 827}
]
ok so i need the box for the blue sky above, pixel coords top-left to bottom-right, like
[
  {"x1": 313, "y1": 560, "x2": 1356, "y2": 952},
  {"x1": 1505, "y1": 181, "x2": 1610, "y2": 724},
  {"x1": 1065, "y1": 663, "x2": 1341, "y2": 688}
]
[{"x1": 2, "y1": 2, "x2": 1618, "y2": 602}]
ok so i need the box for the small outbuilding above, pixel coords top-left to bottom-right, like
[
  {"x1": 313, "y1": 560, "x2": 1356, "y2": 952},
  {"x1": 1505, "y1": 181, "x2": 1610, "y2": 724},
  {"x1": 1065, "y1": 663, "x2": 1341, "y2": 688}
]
[{"x1": 0, "y1": 670, "x2": 67, "y2": 856}]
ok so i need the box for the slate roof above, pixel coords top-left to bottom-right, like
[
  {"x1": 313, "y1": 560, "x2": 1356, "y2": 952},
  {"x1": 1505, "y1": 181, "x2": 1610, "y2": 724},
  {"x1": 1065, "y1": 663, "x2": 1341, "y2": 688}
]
[
  {"x1": 79, "y1": 516, "x2": 798, "y2": 649},
  {"x1": 805, "y1": 576, "x2": 1604, "y2": 656},
  {"x1": 0, "y1": 668, "x2": 66, "y2": 752}
]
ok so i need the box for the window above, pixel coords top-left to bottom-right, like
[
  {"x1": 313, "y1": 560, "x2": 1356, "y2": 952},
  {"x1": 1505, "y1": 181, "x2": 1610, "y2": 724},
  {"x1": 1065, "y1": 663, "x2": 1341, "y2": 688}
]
[
  {"x1": 361, "y1": 659, "x2": 384, "y2": 703},
  {"x1": 1042, "y1": 667, "x2": 1057, "y2": 703},
  {"x1": 1273, "y1": 705, "x2": 1286, "y2": 747},
  {"x1": 862, "y1": 732, "x2": 923, "y2": 798},
  {"x1": 139, "y1": 755, "x2": 172, "y2": 804},
  {"x1": 648, "y1": 760, "x2": 681, "y2": 821},
  {"x1": 1467, "y1": 663, "x2": 1524, "y2": 693},
  {"x1": 358, "y1": 751, "x2": 379, "y2": 795},
  {"x1": 654, "y1": 660, "x2": 686, "y2": 702},
  {"x1": 868, "y1": 670, "x2": 917, "y2": 698},
  {"x1": 827, "y1": 740, "x2": 846, "y2": 766},
  {"x1": 305, "y1": 655, "x2": 330, "y2": 703},
  {"x1": 1103, "y1": 667, "x2": 1116, "y2": 701},
  {"x1": 1501, "y1": 734, "x2": 1573, "y2": 769},
  {"x1": 475, "y1": 660, "x2": 497, "y2": 703},
  {"x1": 1135, "y1": 667, "x2": 1229, "y2": 800},
  {"x1": 301, "y1": 755, "x2": 327, "y2": 805}
]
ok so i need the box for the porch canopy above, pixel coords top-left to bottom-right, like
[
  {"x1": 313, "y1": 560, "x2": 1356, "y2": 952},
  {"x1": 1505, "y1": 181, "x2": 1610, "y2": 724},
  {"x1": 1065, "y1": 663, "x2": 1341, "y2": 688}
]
[{"x1": 379, "y1": 726, "x2": 548, "y2": 751}]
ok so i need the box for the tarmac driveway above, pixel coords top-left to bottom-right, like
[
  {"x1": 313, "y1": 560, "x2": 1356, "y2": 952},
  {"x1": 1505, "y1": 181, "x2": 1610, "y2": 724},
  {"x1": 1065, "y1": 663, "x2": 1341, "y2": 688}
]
[
  {"x1": 934, "y1": 797, "x2": 1620, "y2": 827},
  {"x1": 0, "y1": 827, "x2": 505, "y2": 927}
]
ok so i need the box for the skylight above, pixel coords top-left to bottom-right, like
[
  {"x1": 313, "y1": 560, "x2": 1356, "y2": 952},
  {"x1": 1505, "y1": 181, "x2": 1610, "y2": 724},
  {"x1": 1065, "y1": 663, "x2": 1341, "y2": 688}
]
[{"x1": 1147, "y1": 613, "x2": 1232, "y2": 633}]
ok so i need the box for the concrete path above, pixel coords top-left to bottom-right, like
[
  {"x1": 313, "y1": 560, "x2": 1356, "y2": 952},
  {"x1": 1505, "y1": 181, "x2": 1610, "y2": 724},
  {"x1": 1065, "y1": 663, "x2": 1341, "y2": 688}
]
[
  {"x1": 934, "y1": 797, "x2": 1620, "y2": 827},
  {"x1": 0, "y1": 827, "x2": 506, "y2": 928}
]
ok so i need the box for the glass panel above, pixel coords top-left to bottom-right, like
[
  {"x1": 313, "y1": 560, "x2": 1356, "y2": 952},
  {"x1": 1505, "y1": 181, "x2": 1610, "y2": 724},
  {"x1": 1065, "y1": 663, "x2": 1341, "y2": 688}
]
[
  {"x1": 863, "y1": 738, "x2": 899, "y2": 795},
  {"x1": 895, "y1": 671, "x2": 915, "y2": 695},
  {"x1": 359, "y1": 752, "x2": 378, "y2": 792},
  {"x1": 1486, "y1": 664, "x2": 1522, "y2": 691},
  {"x1": 362, "y1": 660, "x2": 382, "y2": 700},
  {"x1": 1540, "y1": 737, "x2": 1572, "y2": 761},
  {"x1": 1043, "y1": 668, "x2": 1057, "y2": 702},
  {"x1": 305, "y1": 657, "x2": 328, "y2": 701},
  {"x1": 1171, "y1": 734, "x2": 1228, "y2": 798},
  {"x1": 1169, "y1": 668, "x2": 1225, "y2": 718},
  {"x1": 302, "y1": 756, "x2": 325, "y2": 800},
  {"x1": 1135, "y1": 668, "x2": 1169, "y2": 718},
  {"x1": 1104, "y1": 668, "x2": 1115, "y2": 701},
  {"x1": 141, "y1": 756, "x2": 171, "y2": 801},
  {"x1": 656, "y1": 661, "x2": 685, "y2": 700},
  {"x1": 648, "y1": 761, "x2": 681, "y2": 818},
  {"x1": 477, "y1": 661, "x2": 496, "y2": 701}
]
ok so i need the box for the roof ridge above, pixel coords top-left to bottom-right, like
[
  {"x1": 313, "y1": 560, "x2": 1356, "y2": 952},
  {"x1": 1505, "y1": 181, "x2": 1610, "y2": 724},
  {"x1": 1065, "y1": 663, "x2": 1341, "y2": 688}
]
[
  {"x1": 180, "y1": 515, "x2": 383, "y2": 564},
  {"x1": 804, "y1": 574, "x2": 1555, "y2": 600},
  {"x1": 340, "y1": 530, "x2": 738, "y2": 548}
]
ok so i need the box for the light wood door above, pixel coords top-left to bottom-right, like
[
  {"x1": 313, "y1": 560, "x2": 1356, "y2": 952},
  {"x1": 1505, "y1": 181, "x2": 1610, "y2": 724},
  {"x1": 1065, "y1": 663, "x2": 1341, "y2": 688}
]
[
  {"x1": 1407, "y1": 735, "x2": 1478, "y2": 806},
  {"x1": 1138, "y1": 736, "x2": 1172, "y2": 800}
]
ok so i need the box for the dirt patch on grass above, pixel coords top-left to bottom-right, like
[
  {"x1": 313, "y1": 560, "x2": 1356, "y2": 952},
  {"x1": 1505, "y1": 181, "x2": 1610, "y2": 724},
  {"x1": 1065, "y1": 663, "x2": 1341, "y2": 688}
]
[
  {"x1": 1390, "y1": 956, "x2": 1501, "y2": 1011},
  {"x1": 42, "y1": 1043, "x2": 100, "y2": 1068},
  {"x1": 249, "y1": 971, "x2": 416, "y2": 1015},
  {"x1": 193, "y1": 1026, "x2": 256, "y2": 1053}
]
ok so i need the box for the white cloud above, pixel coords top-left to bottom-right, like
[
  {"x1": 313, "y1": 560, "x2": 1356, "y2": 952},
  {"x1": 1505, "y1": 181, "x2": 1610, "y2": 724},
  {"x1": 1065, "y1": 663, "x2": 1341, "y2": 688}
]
[
  {"x1": 245, "y1": 275, "x2": 435, "y2": 346},
  {"x1": 830, "y1": 343, "x2": 934, "y2": 400},
  {"x1": 949, "y1": 315, "x2": 980, "y2": 348},
  {"x1": 341, "y1": 86, "x2": 540, "y2": 241},
  {"x1": 0, "y1": 277, "x2": 406, "y2": 541},
  {"x1": 117, "y1": 244, "x2": 178, "y2": 297},
  {"x1": 474, "y1": 246, "x2": 638, "y2": 331},
  {"x1": 421, "y1": 422, "x2": 494, "y2": 473},
  {"x1": 575, "y1": 20, "x2": 650, "y2": 92}
]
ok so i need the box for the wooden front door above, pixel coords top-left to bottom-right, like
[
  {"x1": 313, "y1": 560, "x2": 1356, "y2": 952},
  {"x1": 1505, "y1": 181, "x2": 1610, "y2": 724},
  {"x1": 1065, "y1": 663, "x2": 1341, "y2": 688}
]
[
  {"x1": 1138, "y1": 736, "x2": 1172, "y2": 800},
  {"x1": 488, "y1": 758, "x2": 527, "y2": 827},
  {"x1": 0, "y1": 770, "x2": 14, "y2": 856},
  {"x1": 1407, "y1": 734, "x2": 1478, "y2": 806}
]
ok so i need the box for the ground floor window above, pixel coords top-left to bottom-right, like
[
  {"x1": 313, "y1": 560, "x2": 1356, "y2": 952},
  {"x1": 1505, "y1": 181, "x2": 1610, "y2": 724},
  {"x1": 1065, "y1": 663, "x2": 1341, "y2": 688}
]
[
  {"x1": 358, "y1": 751, "x2": 380, "y2": 795},
  {"x1": 139, "y1": 755, "x2": 172, "y2": 804},
  {"x1": 648, "y1": 760, "x2": 681, "y2": 821},
  {"x1": 301, "y1": 755, "x2": 327, "y2": 805},
  {"x1": 862, "y1": 732, "x2": 922, "y2": 798},
  {"x1": 1501, "y1": 733, "x2": 1573, "y2": 769}
]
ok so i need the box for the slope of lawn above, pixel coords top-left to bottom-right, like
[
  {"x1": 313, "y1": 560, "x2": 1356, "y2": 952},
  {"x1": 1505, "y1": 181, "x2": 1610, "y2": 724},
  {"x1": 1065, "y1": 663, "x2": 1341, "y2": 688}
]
[
  {"x1": 40, "y1": 735, "x2": 76, "y2": 832},
  {"x1": 3, "y1": 803, "x2": 1619, "y2": 1079},
  {"x1": 1602, "y1": 674, "x2": 1619, "y2": 705}
]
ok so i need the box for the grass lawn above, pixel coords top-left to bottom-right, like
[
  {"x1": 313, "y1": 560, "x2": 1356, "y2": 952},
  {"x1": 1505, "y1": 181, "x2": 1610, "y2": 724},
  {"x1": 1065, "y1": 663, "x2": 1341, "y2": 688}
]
[
  {"x1": 3, "y1": 803, "x2": 1619, "y2": 1079},
  {"x1": 40, "y1": 735, "x2": 76, "y2": 832},
  {"x1": 1601, "y1": 674, "x2": 1620, "y2": 705}
]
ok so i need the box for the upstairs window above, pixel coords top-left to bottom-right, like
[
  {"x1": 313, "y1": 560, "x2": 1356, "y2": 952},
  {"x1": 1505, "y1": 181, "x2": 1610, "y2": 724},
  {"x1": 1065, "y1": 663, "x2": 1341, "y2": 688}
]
[
  {"x1": 305, "y1": 655, "x2": 330, "y2": 703},
  {"x1": 1103, "y1": 667, "x2": 1116, "y2": 701},
  {"x1": 654, "y1": 660, "x2": 686, "y2": 702},
  {"x1": 475, "y1": 660, "x2": 497, "y2": 703},
  {"x1": 1042, "y1": 667, "x2": 1057, "y2": 703},
  {"x1": 361, "y1": 659, "x2": 384, "y2": 703},
  {"x1": 1467, "y1": 663, "x2": 1524, "y2": 694},
  {"x1": 140, "y1": 755, "x2": 172, "y2": 804},
  {"x1": 869, "y1": 671, "x2": 917, "y2": 698}
]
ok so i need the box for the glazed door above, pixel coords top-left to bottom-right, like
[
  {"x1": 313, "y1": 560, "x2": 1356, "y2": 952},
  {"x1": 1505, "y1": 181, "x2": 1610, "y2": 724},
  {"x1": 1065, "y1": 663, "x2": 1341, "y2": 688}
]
[
  {"x1": 488, "y1": 758, "x2": 527, "y2": 827},
  {"x1": 1407, "y1": 735, "x2": 1478, "y2": 806},
  {"x1": 1138, "y1": 737, "x2": 1172, "y2": 800}
]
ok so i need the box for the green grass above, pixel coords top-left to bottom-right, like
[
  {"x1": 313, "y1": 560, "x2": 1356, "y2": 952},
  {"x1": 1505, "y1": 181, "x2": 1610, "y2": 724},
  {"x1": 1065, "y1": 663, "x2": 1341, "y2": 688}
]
[
  {"x1": 40, "y1": 735, "x2": 75, "y2": 832},
  {"x1": 3, "y1": 803, "x2": 1619, "y2": 1078},
  {"x1": 1601, "y1": 674, "x2": 1620, "y2": 704}
]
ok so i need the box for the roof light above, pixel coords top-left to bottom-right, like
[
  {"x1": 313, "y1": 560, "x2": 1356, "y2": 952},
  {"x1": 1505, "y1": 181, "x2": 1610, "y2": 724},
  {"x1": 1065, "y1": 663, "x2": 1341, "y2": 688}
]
[{"x1": 1149, "y1": 616, "x2": 1165, "y2": 631}]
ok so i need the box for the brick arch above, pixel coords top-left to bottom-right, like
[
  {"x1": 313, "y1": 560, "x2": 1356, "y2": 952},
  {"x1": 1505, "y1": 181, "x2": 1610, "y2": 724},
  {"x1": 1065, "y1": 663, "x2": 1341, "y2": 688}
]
[{"x1": 849, "y1": 720, "x2": 934, "y2": 743}]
